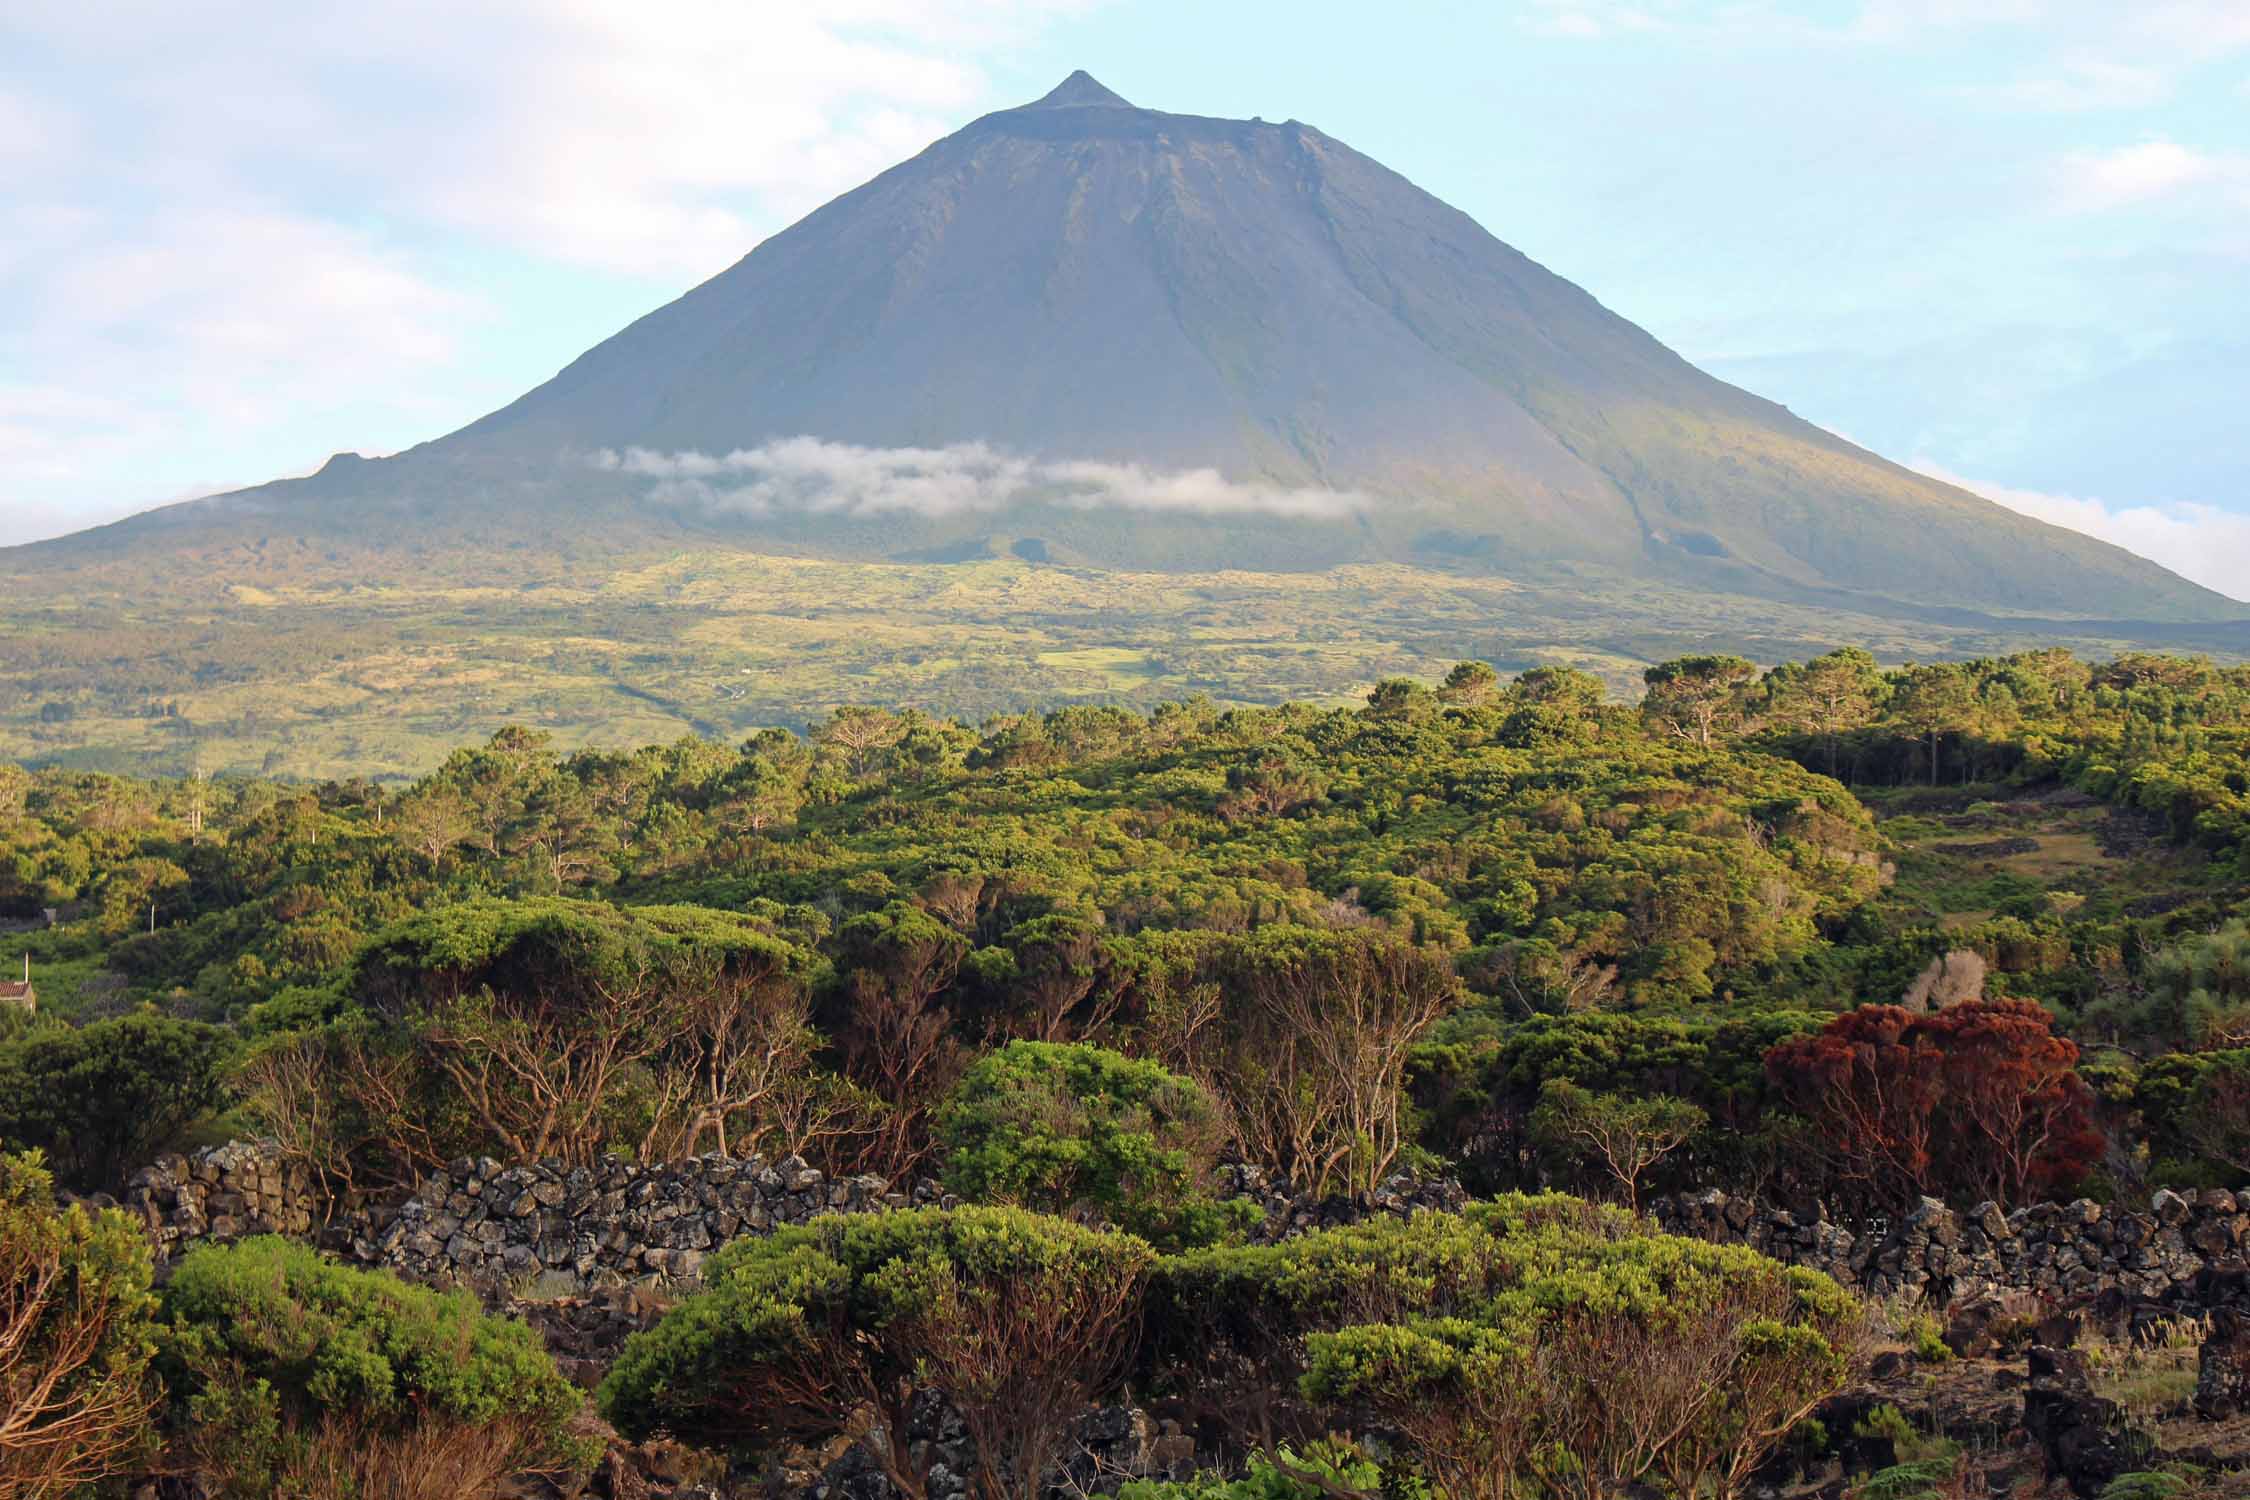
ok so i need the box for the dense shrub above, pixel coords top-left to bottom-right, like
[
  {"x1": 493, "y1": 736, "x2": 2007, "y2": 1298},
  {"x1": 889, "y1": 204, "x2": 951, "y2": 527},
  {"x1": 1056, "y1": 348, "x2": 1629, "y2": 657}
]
[
  {"x1": 159, "y1": 1237, "x2": 591, "y2": 1497},
  {"x1": 2135, "y1": 1048, "x2": 2250, "y2": 1188},
  {"x1": 240, "y1": 898, "x2": 835, "y2": 1190},
  {"x1": 1119, "y1": 1442, "x2": 1406, "y2": 1500},
  {"x1": 1415, "y1": 1010, "x2": 1821, "y2": 1198},
  {"x1": 2, "y1": 645, "x2": 2245, "y2": 1251},
  {"x1": 601, "y1": 1206, "x2": 1154, "y2": 1500},
  {"x1": 1144, "y1": 1195, "x2": 1631, "y2": 1445},
  {"x1": 0, "y1": 1151, "x2": 161, "y2": 1499},
  {"x1": 1149, "y1": 1196, "x2": 1859, "y2": 1498},
  {"x1": 0, "y1": 1012, "x2": 234, "y2": 1189},
  {"x1": 2140, "y1": 921, "x2": 2250, "y2": 1051},
  {"x1": 938, "y1": 1040, "x2": 1254, "y2": 1248},
  {"x1": 1303, "y1": 1231, "x2": 1862, "y2": 1500}
]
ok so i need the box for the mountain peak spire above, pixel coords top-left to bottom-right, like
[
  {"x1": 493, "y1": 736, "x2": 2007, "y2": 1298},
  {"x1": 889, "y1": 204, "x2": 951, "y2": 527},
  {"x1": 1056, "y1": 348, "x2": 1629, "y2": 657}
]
[{"x1": 1026, "y1": 70, "x2": 1131, "y2": 110}]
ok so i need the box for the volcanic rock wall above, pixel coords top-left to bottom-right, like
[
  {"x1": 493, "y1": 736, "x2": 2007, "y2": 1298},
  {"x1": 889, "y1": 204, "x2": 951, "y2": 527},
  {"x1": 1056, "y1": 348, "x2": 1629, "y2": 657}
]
[
  {"x1": 114, "y1": 1141, "x2": 2249, "y2": 1312},
  {"x1": 1649, "y1": 1187, "x2": 2243, "y2": 1302}
]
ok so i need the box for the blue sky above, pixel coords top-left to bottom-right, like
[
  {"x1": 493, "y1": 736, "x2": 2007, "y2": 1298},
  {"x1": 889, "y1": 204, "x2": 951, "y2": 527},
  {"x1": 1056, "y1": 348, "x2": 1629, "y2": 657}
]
[{"x1": 2, "y1": 1, "x2": 2245, "y2": 592}]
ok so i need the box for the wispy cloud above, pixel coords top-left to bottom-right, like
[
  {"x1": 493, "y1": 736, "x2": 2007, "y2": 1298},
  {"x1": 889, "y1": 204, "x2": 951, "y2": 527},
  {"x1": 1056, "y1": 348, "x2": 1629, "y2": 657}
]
[
  {"x1": 1984, "y1": 59, "x2": 2170, "y2": 111},
  {"x1": 1847, "y1": 0, "x2": 2250, "y2": 54},
  {"x1": 1845, "y1": 0, "x2": 2048, "y2": 43},
  {"x1": 1523, "y1": 1, "x2": 1679, "y2": 39},
  {"x1": 2052, "y1": 139, "x2": 2246, "y2": 212},
  {"x1": 1913, "y1": 460, "x2": 2250, "y2": 602},
  {"x1": 595, "y1": 440, "x2": 1369, "y2": 519}
]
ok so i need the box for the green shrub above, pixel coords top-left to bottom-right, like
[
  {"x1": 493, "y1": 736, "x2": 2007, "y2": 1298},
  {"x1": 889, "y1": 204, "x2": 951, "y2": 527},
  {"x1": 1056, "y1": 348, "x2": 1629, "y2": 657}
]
[
  {"x1": 601, "y1": 1206, "x2": 1153, "y2": 1500},
  {"x1": 1119, "y1": 1440, "x2": 1417, "y2": 1500},
  {"x1": 2101, "y1": 1468, "x2": 2220, "y2": 1500},
  {"x1": 1853, "y1": 1403, "x2": 1917, "y2": 1448},
  {"x1": 1146, "y1": 1198, "x2": 1545, "y2": 1417},
  {"x1": 937, "y1": 1040, "x2": 1254, "y2": 1249},
  {"x1": 159, "y1": 1237, "x2": 590, "y2": 1497},
  {"x1": 0, "y1": 1011, "x2": 234, "y2": 1189},
  {"x1": 0, "y1": 1150, "x2": 162, "y2": 1499},
  {"x1": 1301, "y1": 1225, "x2": 1863, "y2": 1500},
  {"x1": 1903, "y1": 1312, "x2": 1954, "y2": 1363},
  {"x1": 1143, "y1": 1194, "x2": 1859, "y2": 1500},
  {"x1": 1857, "y1": 1458, "x2": 1959, "y2": 1500}
]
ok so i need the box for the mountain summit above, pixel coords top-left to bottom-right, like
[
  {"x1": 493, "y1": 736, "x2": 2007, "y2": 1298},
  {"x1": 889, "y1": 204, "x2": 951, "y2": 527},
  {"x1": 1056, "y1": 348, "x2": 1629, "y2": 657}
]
[
  {"x1": 22, "y1": 74, "x2": 2238, "y2": 623},
  {"x1": 1025, "y1": 69, "x2": 1134, "y2": 108}
]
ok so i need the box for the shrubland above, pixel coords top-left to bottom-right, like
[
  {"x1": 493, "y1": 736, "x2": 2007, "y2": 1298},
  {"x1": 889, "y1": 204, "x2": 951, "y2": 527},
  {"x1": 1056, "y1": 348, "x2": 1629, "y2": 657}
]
[
  {"x1": 3, "y1": 648, "x2": 2247, "y2": 1203},
  {"x1": 600, "y1": 1198, "x2": 1865, "y2": 1500},
  {"x1": 5, "y1": 644, "x2": 2250, "y2": 1493}
]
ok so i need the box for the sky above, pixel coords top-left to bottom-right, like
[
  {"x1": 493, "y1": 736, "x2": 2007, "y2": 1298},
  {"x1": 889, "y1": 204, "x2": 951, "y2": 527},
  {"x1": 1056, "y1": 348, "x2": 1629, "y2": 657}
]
[{"x1": 1, "y1": 0, "x2": 2245, "y2": 595}]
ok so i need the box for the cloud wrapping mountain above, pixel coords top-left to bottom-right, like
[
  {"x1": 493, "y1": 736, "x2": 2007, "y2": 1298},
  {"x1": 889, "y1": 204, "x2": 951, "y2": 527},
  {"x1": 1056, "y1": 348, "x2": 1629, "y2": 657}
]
[{"x1": 595, "y1": 440, "x2": 1369, "y2": 519}]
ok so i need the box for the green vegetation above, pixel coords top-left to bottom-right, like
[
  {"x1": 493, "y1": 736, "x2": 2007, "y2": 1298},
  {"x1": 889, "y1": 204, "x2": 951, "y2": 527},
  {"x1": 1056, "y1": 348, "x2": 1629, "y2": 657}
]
[
  {"x1": 3, "y1": 645, "x2": 2248, "y2": 1207},
  {"x1": 937, "y1": 1041, "x2": 1254, "y2": 1249},
  {"x1": 604, "y1": 1198, "x2": 1861, "y2": 1500},
  {"x1": 1527, "y1": 1079, "x2": 1705, "y2": 1212},
  {"x1": 158, "y1": 1236, "x2": 592, "y2": 1497},
  {"x1": 1118, "y1": 1442, "x2": 1405, "y2": 1500},
  {"x1": 7, "y1": 641, "x2": 2250, "y2": 1495},
  {"x1": 0, "y1": 1012, "x2": 233, "y2": 1189},
  {"x1": 3, "y1": 541, "x2": 2242, "y2": 781},
  {"x1": 600, "y1": 1205, "x2": 1155, "y2": 1500},
  {"x1": 0, "y1": 1149, "x2": 591, "y2": 1499},
  {"x1": 0, "y1": 1150, "x2": 161, "y2": 1499}
]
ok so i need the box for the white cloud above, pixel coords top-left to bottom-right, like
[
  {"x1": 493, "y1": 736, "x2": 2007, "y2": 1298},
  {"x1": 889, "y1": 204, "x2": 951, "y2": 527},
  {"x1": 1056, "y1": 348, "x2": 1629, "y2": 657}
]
[
  {"x1": 0, "y1": 2, "x2": 1097, "y2": 545},
  {"x1": 1523, "y1": 2, "x2": 1677, "y2": 39},
  {"x1": 595, "y1": 440, "x2": 1369, "y2": 519},
  {"x1": 1846, "y1": 0, "x2": 2250, "y2": 53},
  {"x1": 1846, "y1": 0, "x2": 2048, "y2": 43},
  {"x1": 1987, "y1": 59, "x2": 2170, "y2": 111},
  {"x1": 14, "y1": 2, "x2": 1091, "y2": 284},
  {"x1": 1913, "y1": 460, "x2": 2250, "y2": 602},
  {"x1": 2053, "y1": 140, "x2": 2240, "y2": 212},
  {"x1": 2126, "y1": 0, "x2": 2250, "y2": 56}
]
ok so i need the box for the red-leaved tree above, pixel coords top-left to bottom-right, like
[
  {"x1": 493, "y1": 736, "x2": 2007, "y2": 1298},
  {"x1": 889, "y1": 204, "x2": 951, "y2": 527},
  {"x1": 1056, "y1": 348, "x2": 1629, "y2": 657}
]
[{"x1": 1764, "y1": 999, "x2": 2100, "y2": 1212}]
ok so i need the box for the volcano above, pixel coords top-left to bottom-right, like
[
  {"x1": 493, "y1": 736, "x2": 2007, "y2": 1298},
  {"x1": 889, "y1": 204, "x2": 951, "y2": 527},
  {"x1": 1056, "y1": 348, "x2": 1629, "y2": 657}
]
[{"x1": 16, "y1": 71, "x2": 2238, "y2": 624}]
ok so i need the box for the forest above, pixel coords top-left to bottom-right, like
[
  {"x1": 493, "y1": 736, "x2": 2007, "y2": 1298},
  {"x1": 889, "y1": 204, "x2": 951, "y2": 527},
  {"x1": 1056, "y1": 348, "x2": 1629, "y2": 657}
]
[{"x1": 7, "y1": 645, "x2": 2250, "y2": 1499}]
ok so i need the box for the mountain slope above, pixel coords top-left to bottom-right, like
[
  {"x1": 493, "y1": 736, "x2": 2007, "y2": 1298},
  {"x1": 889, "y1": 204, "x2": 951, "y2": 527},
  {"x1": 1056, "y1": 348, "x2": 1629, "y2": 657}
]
[{"x1": 12, "y1": 71, "x2": 2239, "y2": 629}]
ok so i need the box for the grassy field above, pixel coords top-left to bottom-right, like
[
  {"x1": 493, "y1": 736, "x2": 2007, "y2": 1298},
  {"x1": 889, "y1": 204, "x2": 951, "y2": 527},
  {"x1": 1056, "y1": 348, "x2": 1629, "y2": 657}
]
[
  {"x1": 4, "y1": 543, "x2": 2243, "y2": 781},
  {"x1": 1866, "y1": 786, "x2": 2218, "y2": 931}
]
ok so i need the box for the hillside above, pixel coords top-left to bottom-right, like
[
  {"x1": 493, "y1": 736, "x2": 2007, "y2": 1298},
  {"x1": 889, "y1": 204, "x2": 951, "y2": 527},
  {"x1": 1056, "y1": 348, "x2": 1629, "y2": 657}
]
[{"x1": 3, "y1": 72, "x2": 2242, "y2": 777}]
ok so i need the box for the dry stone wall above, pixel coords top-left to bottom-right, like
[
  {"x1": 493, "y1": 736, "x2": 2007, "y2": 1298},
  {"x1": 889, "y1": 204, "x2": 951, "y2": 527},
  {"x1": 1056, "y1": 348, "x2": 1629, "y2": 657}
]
[
  {"x1": 108, "y1": 1141, "x2": 2250, "y2": 1316},
  {"x1": 360, "y1": 1153, "x2": 908, "y2": 1284},
  {"x1": 359, "y1": 1158, "x2": 1471, "y2": 1287},
  {"x1": 1650, "y1": 1186, "x2": 2245, "y2": 1303},
  {"x1": 112, "y1": 1141, "x2": 319, "y2": 1259},
  {"x1": 110, "y1": 1142, "x2": 1471, "y2": 1285}
]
